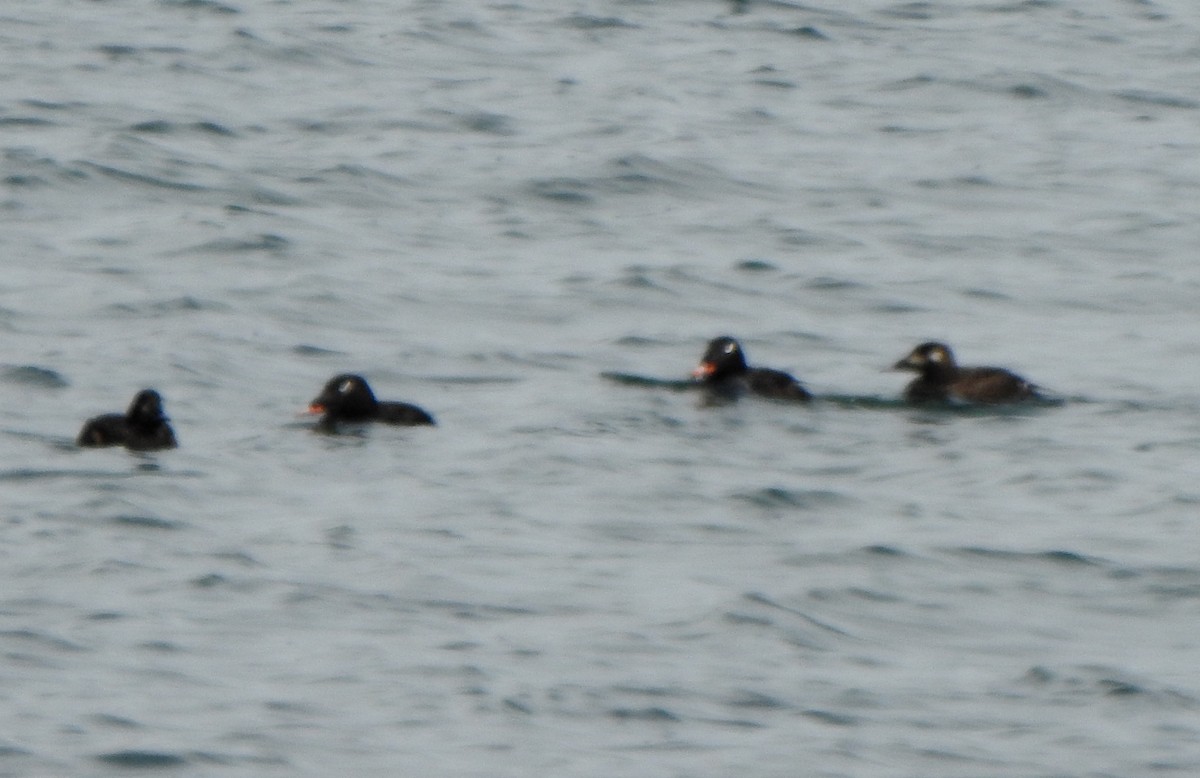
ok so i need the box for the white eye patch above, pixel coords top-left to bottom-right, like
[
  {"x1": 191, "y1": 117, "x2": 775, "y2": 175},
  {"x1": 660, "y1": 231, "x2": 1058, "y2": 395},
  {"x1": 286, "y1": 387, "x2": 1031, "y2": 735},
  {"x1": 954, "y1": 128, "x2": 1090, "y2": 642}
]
[
  {"x1": 929, "y1": 349, "x2": 946, "y2": 363},
  {"x1": 724, "y1": 342, "x2": 736, "y2": 354},
  {"x1": 339, "y1": 379, "x2": 355, "y2": 394}
]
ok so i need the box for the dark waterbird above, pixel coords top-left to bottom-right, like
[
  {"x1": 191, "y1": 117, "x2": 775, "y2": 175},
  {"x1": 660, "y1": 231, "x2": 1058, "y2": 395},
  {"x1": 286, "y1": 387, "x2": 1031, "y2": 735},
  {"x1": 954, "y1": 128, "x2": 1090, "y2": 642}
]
[
  {"x1": 306, "y1": 374, "x2": 435, "y2": 431},
  {"x1": 77, "y1": 389, "x2": 178, "y2": 451},
  {"x1": 692, "y1": 336, "x2": 811, "y2": 402},
  {"x1": 892, "y1": 341, "x2": 1040, "y2": 405}
]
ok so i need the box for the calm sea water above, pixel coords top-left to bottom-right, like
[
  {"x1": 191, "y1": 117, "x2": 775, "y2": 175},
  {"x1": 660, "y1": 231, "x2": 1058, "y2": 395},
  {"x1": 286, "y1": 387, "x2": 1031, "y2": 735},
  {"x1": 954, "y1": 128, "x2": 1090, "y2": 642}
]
[{"x1": 3, "y1": 1, "x2": 1200, "y2": 776}]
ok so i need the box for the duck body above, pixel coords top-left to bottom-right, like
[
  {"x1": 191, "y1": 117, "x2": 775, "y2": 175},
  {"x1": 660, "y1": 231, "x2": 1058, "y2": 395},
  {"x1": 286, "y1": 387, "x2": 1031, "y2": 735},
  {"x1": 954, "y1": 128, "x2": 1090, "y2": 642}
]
[
  {"x1": 893, "y1": 342, "x2": 1039, "y2": 405},
  {"x1": 308, "y1": 374, "x2": 434, "y2": 430},
  {"x1": 77, "y1": 389, "x2": 178, "y2": 451},
  {"x1": 692, "y1": 336, "x2": 811, "y2": 402}
]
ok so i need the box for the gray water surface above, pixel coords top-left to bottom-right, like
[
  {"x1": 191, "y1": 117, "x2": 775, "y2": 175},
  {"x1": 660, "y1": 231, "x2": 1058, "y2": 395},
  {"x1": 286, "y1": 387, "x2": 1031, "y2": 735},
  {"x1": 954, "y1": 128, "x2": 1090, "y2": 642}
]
[{"x1": 2, "y1": 1, "x2": 1200, "y2": 776}]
